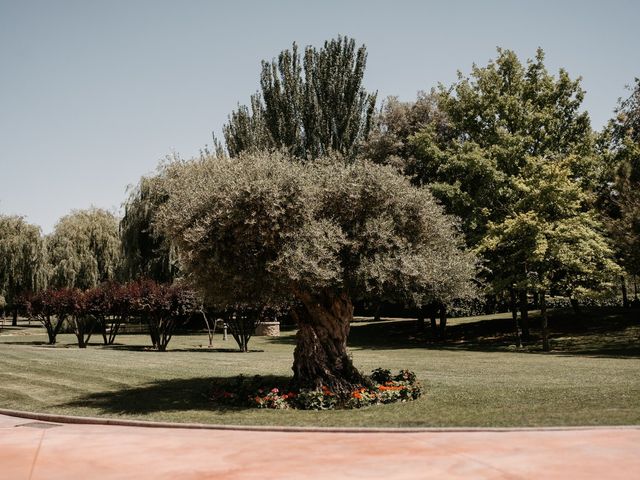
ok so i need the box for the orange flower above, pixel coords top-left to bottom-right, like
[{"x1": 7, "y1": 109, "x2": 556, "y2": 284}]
[{"x1": 378, "y1": 385, "x2": 405, "y2": 391}]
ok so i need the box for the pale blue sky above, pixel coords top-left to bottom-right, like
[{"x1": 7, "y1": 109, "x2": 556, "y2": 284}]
[{"x1": 1, "y1": 0, "x2": 638, "y2": 233}]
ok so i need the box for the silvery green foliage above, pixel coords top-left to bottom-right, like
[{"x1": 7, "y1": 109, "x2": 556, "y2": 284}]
[
  {"x1": 48, "y1": 208, "x2": 121, "y2": 290},
  {"x1": 224, "y1": 36, "x2": 377, "y2": 160},
  {"x1": 156, "y1": 152, "x2": 477, "y2": 308}
]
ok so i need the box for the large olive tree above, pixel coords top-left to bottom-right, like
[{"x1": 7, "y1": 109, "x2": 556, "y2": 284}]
[{"x1": 157, "y1": 152, "x2": 477, "y2": 396}]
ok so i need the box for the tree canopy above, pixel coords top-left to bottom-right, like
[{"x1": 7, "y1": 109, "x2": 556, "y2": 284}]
[
  {"x1": 224, "y1": 36, "x2": 377, "y2": 159},
  {"x1": 120, "y1": 174, "x2": 178, "y2": 282},
  {"x1": 47, "y1": 208, "x2": 121, "y2": 290},
  {"x1": 416, "y1": 48, "x2": 595, "y2": 242},
  {"x1": 604, "y1": 79, "x2": 640, "y2": 278},
  {"x1": 0, "y1": 215, "x2": 48, "y2": 322}
]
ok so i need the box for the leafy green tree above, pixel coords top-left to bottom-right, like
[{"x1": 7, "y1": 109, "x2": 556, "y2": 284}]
[
  {"x1": 120, "y1": 174, "x2": 178, "y2": 282},
  {"x1": 360, "y1": 91, "x2": 452, "y2": 170},
  {"x1": 48, "y1": 208, "x2": 121, "y2": 290},
  {"x1": 602, "y1": 79, "x2": 640, "y2": 301},
  {"x1": 224, "y1": 36, "x2": 377, "y2": 159},
  {"x1": 223, "y1": 93, "x2": 273, "y2": 158},
  {"x1": 479, "y1": 155, "x2": 620, "y2": 349},
  {"x1": 412, "y1": 48, "x2": 594, "y2": 243},
  {"x1": 386, "y1": 48, "x2": 601, "y2": 328},
  {"x1": 156, "y1": 151, "x2": 477, "y2": 395},
  {"x1": 0, "y1": 215, "x2": 48, "y2": 325}
]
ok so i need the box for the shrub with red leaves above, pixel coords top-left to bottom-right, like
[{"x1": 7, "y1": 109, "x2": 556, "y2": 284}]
[{"x1": 128, "y1": 279, "x2": 198, "y2": 351}]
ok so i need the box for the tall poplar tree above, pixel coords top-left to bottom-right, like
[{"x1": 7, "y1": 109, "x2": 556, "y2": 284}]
[{"x1": 223, "y1": 36, "x2": 377, "y2": 159}]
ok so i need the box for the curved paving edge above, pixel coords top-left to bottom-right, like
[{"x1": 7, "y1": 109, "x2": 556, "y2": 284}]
[{"x1": 1, "y1": 408, "x2": 638, "y2": 433}]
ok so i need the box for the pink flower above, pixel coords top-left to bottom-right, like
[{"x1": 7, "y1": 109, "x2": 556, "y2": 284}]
[{"x1": 271, "y1": 387, "x2": 279, "y2": 394}]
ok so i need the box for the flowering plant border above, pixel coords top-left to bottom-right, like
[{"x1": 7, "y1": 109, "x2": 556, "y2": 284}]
[{"x1": 210, "y1": 369, "x2": 422, "y2": 410}]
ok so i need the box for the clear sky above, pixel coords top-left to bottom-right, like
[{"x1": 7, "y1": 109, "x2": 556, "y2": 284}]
[{"x1": 1, "y1": 0, "x2": 638, "y2": 233}]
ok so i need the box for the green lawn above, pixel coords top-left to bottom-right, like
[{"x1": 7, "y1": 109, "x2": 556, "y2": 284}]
[{"x1": 1, "y1": 308, "x2": 639, "y2": 427}]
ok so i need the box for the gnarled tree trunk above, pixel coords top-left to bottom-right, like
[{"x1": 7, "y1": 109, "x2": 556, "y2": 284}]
[{"x1": 290, "y1": 289, "x2": 368, "y2": 398}]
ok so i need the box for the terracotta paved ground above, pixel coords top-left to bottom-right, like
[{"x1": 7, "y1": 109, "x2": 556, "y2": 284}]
[{"x1": 1, "y1": 414, "x2": 639, "y2": 480}]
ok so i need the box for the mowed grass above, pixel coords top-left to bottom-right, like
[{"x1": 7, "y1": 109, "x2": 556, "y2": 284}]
[{"x1": 0, "y1": 308, "x2": 639, "y2": 427}]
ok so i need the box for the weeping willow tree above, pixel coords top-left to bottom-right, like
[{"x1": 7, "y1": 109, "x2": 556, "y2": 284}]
[
  {"x1": 0, "y1": 215, "x2": 48, "y2": 325},
  {"x1": 224, "y1": 35, "x2": 377, "y2": 160},
  {"x1": 47, "y1": 208, "x2": 121, "y2": 290},
  {"x1": 120, "y1": 173, "x2": 178, "y2": 282}
]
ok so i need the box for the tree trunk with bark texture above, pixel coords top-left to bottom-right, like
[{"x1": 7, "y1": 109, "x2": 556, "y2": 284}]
[
  {"x1": 438, "y1": 305, "x2": 447, "y2": 339},
  {"x1": 621, "y1": 276, "x2": 629, "y2": 308},
  {"x1": 373, "y1": 302, "x2": 381, "y2": 322},
  {"x1": 416, "y1": 307, "x2": 425, "y2": 332},
  {"x1": 509, "y1": 288, "x2": 522, "y2": 348},
  {"x1": 540, "y1": 290, "x2": 550, "y2": 352},
  {"x1": 291, "y1": 289, "x2": 368, "y2": 398},
  {"x1": 12, "y1": 308, "x2": 18, "y2": 327},
  {"x1": 570, "y1": 297, "x2": 581, "y2": 315},
  {"x1": 484, "y1": 294, "x2": 497, "y2": 314},
  {"x1": 532, "y1": 291, "x2": 540, "y2": 309},
  {"x1": 519, "y1": 290, "x2": 530, "y2": 341}
]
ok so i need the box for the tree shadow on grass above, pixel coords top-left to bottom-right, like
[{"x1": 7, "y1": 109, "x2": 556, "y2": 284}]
[
  {"x1": 265, "y1": 308, "x2": 640, "y2": 359},
  {"x1": 103, "y1": 344, "x2": 264, "y2": 353},
  {"x1": 0, "y1": 340, "x2": 53, "y2": 346},
  {"x1": 62, "y1": 375, "x2": 292, "y2": 415}
]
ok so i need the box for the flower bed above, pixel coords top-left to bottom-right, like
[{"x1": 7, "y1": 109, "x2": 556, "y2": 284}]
[{"x1": 210, "y1": 369, "x2": 422, "y2": 410}]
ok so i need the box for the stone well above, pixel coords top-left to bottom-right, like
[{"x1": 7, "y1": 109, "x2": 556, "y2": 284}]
[{"x1": 254, "y1": 321, "x2": 280, "y2": 337}]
